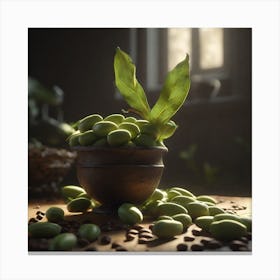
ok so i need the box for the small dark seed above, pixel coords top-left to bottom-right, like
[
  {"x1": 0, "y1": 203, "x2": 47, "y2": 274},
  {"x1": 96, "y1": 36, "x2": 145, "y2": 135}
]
[
  {"x1": 177, "y1": 243, "x2": 188, "y2": 251},
  {"x1": 125, "y1": 233, "x2": 135, "y2": 241},
  {"x1": 138, "y1": 237, "x2": 149, "y2": 244},
  {"x1": 238, "y1": 236, "x2": 249, "y2": 244},
  {"x1": 131, "y1": 224, "x2": 144, "y2": 231},
  {"x1": 200, "y1": 238, "x2": 212, "y2": 245},
  {"x1": 184, "y1": 236, "x2": 195, "y2": 242},
  {"x1": 28, "y1": 218, "x2": 38, "y2": 224},
  {"x1": 36, "y1": 215, "x2": 43, "y2": 220},
  {"x1": 139, "y1": 228, "x2": 152, "y2": 234},
  {"x1": 78, "y1": 238, "x2": 90, "y2": 247},
  {"x1": 229, "y1": 240, "x2": 248, "y2": 251},
  {"x1": 192, "y1": 229, "x2": 203, "y2": 236},
  {"x1": 127, "y1": 229, "x2": 138, "y2": 235},
  {"x1": 36, "y1": 211, "x2": 45, "y2": 215},
  {"x1": 139, "y1": 233, "x2": 154, "y2": 239},
  {"x1": 204, "y1": 240, "x2": 223, "y2": 249},
  {"x1": 230, "y1": 201, "x2": 235, "y2": 204},
  {"x1": 99, "y1": 235, "x2": 111, "y2": 245},
  {"x1": 85, "y1": 246, "x2": 98, "y2": 251},
  {"x1": 111, "y1": 242, "x2": 122, "y2": 249},
  {"x1": 115, "y1": 246, "x2": 127, "y2": 251},
  {"x1": 191, "y1": 244, "x2": 204, "y2": 251}
]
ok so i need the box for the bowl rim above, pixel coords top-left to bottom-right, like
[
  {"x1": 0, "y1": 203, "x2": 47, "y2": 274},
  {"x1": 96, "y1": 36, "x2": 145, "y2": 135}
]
[{"x1": 71, "y1": 145, "x2": 168, "y2": 152}]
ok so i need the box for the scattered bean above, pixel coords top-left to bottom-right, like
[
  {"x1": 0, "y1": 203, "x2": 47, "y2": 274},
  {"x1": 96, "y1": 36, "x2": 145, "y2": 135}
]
[{"x1": 177, "y1": 243, "x2": 188, "y2": 251}]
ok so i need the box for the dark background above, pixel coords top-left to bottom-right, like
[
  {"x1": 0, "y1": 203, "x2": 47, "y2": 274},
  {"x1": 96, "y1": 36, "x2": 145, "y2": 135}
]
[{"x1": 28, "y1": 28, "x2": 252, "y2": 196}]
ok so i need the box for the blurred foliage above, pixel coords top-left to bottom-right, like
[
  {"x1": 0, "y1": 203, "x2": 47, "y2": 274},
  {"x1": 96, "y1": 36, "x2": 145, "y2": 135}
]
[{"x1": 28, "y1": 77, "x2": 74, "y2": 147}]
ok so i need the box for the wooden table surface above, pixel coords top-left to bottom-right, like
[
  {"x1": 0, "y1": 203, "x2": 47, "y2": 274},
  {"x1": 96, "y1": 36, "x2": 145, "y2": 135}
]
[{"x1": 28, "y1": 195, "x2": 252, "y2": 252}]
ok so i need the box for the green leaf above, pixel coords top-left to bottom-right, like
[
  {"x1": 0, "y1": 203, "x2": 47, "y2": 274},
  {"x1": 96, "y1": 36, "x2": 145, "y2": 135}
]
[
  {"x1": 158, "y1": 120, "x2": 178, "y2": 141},
  {"x1": 150, "y1": 55, "x2": 190, "y2": 124},
  {"x1": 114, "y1": 48, "x2": 151, "y2": 119}
]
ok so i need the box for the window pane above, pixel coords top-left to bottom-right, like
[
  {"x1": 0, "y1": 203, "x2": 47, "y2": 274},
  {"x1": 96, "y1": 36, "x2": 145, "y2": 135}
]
[
  {"x1": 167, "y1": 28, "x2": 192, "y2": 71},
  {"x1": 199, "y1": 28, "x2": 224, "y2": 69}
]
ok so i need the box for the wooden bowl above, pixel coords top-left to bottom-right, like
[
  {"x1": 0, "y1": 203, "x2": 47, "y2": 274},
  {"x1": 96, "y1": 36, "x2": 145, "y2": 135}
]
[{"x1": 72, "y1": 146, "x2": 168, "y2": 207}]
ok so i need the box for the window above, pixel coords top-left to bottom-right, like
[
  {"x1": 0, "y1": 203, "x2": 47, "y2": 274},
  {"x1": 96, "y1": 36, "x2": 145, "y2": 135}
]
[
  {"x1": 167, "y1": 28, "x2": 224, "y2": 72},
  {"x1": 129, "y1": 28, "x2": 251, "y2": 99}
]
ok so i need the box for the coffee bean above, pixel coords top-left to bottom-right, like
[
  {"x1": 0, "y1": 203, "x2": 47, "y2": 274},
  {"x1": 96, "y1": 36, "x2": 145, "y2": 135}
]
[
  {"x1": 139, "y1": 233, "x2": 154, "y2": 239},
  {"x1": 125, "y1": 233, "x2": 135, "y2": 241},
  {"x1": 99, "y1": 235, "x2": 111, "y2": 245},
  {"x1": 78, "y1": 238, "x2": 90, "y2": 247},
  {"x1": 28, "y1": 218, "x2": 38, "y2": 224},
  {"x1": 200, "y1": 238, "x2": 211, "y2": 245},
  {"x1": 138, "y1": 237, "x2": 149, "y2": 244},
  {"x1": 238, "y1": 236, "x2": 249, "y2": 244},
  {"x1": 131, "y1": 224, "x2": 144, "y2": 231},
  {"x1": 111, "y1": 242, "x2": 122, "y2": 249},
  {"x1": 204, "y1": 240, "x2": 223, "y2": 249},
  {"x1": 177, "y1": 243, "x2": 188, "y2": 251},
  {"x1": 229, "y1": 240, "x2": 248, "y2": 251},
  {"x1": 139, "y1": 228, "x2": 152, "y2": 234},
  {"x1": 85, "y1": 246, "x2": 98, "y2": 251},
  {"x1": 115, "y1": 246, "x2": 127, "y2": 251},
  {"x1": 127, "y1": 229, "x2": 139, "y2": 235},
  {"x1": 190, "y1": 244, "x2": 204, "y2": 251},
  {"x1": 184, "y1": 236, "x2": 195, "y2": 242},
  {"x1": 192, "y1": 229, "x2": 203, "y2": 236}
]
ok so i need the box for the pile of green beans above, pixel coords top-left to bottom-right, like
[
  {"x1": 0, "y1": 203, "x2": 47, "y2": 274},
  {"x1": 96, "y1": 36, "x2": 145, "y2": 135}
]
[
  {"x1": 68, "y1": 113, "x2": 176, "y2": 148},
  {"x1": 117, "y1": 186, "x2": 251, "y2": 241}
]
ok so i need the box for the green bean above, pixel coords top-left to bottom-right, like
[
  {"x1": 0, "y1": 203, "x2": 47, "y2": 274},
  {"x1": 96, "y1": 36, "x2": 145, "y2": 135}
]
[
  {"x1": 78, "y1": 130, "x2": 98, "y2": 146},
  {"x1": 28, "y1": 222, "x2": 61, "y2": 238},
  {"x1": 118, "y1": 203, "x2": 143, "y2": 225},
  {"x1": 169, "y1": 187, "x2": 196, "y2": 198},
  {"x1": 157, "y1": 202, "x2": 188, "y2": 217},
  {"x1": 49, "y1": 233, "x2": 77, "y2": 251},
  {"x1": 170, "y1": 195, "x2": 196, "y2": 208},
  {"x1": 67, "y1": 197, "x2": 91, "y2": 213},
  {"x1": 78, "y1": 224, "x2": 101, "y2": 242},
  {"x1": 186, "y1": 202, "x2": 209, "y2": 219},
  {"x1": 119, "y1": 122, "x2": 140, "y2": 139},
  {"x1": 195, "y1": 216, "x2": 214, "y2": 232},
  {"x1": 209, "y1": 219, "x2": 247, "y2": 241},
  {"x1": 196, "y1": 195, "x2": 217, "y2": 205},
  {"x1": 213, "y1": 213, "x2": 242, "y2": 223},
  {"x1": 62, "y1": 185, "x2": 86, "y2": 199},
  {"x1": 46, "y1": 207, "x2": 64, "y2": 223},
  {"x1": 107, "y1": 129, "x2": 131, "y2": 146},
  {"x1": 93, "y1": 121, "x2": 118, "y2": 137},
  {"x1": 78, "y1": 114, "x2": 103, "y2": 133},
  {"x1": 104, "y1": 114, "x2": 125, "y2": 124},
  {"x1": 152, "y1": 219, "x2": 183, "y2": 239},
  {"x1": 208, "y1": 206, "x2": 226, "y2": 216},
  {"x1": 172, "y1": 213, "x2": 192, "y2": 230}
]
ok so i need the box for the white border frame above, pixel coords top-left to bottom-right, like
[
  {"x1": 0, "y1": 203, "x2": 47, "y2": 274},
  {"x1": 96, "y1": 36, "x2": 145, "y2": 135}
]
[{"x1": 1, "y1": 1, "x2": 279, "y2": 279}]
